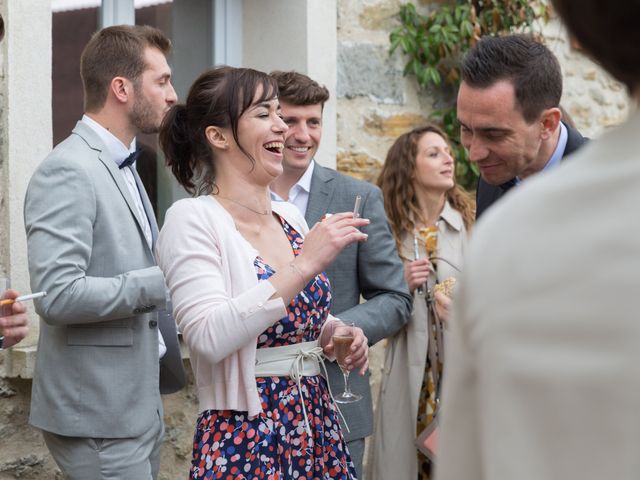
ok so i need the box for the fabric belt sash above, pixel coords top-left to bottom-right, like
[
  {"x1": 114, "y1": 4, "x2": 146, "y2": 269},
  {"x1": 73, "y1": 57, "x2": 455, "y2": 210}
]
[{"x1": 254, "y1": 340, "x2": 348, "y2": 435}]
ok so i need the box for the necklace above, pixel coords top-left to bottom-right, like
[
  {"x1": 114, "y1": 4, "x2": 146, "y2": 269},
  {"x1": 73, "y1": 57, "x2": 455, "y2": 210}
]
[{"x1": 215, "y1": 195, "x2": 271, "y2": 216}]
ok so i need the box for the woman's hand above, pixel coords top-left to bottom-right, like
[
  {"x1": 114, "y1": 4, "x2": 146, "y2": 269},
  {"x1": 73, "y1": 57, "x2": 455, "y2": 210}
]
[
  {"x1": 404, "y1": 258, "x2": 432, "y2": 293},
  {"x1": 434, "y1": 290, "x2": 451, "y2": 327},
  {"x1": 295, "y1": 212, "x2": 369, "y2": 280},
  {"x1": 323, "y1": 322, "x2": 369, "y2": 376}
]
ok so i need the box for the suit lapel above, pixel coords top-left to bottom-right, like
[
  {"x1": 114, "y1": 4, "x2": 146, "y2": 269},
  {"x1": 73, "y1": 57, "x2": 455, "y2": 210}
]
[
  {"x1": 72, "y1": 123, "x2": 153, "y2": 253},
  {"x1": 305, "y1": 164, "x2": 336, "y2": 227}
]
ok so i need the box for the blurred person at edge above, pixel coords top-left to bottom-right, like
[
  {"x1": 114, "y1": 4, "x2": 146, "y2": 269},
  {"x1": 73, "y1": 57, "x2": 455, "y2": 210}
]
[
  {"x1": 156, "y1": 66, "x2": 370, "y2": 479},
  {"x1": 0, "y1": 13, "x2": 29, "y2": 351},
  {"x1": 369, "y1": 125, "x2": 474, "y2": 480},
  {"x1": 436, "y1": 2, "x2": 640, "y2": 480}
]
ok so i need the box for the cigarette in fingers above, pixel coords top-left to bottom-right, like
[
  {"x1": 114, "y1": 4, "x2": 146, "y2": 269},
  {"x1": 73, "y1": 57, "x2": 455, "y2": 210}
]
[
  {"x1": 0, "y1": 291, "x2": 47, "y2": 306},
  {"x1": 352, "y1": 195, "x2": 362, "y2": 219}
]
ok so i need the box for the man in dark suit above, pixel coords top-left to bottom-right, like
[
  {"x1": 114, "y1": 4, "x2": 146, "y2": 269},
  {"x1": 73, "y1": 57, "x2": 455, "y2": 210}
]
[
  {"x1": 24, "y1": 25, "x2": 184, "y2": 479},
  {"x1": 457, "y1": 34, "x2": 588, "y2": 219},
  {"x1": 270, "y1": 71, "x2": 412, "y2": 477}
]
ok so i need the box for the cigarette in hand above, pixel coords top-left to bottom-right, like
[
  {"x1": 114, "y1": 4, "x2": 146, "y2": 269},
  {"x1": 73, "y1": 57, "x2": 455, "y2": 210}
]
[
  {"x1": 353, "y1": 195, "x2": 362, "y2": 219},
  {"x1": 0, "y1": 291, "x2": 47, "y2": 306}
]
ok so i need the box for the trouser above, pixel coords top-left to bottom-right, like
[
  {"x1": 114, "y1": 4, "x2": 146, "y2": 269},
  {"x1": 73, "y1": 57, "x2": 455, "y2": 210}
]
[
  {"x1": 348, "y1": 437, "x2": 365, "y2": 479},
  {"x1": 42, "y1": 410, "x2": 164, "y2": 480}
]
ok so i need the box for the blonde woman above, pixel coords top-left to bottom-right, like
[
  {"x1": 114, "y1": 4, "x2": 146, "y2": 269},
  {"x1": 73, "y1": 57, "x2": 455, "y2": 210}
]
[{"x1": 369, "y1": 125, "x2": 474, "y2": 479}]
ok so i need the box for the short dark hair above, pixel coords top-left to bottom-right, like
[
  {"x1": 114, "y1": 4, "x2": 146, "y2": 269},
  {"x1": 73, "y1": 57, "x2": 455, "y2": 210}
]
[
  {"x1": 160, "y1": 66, "x2": 278, "y2": 195},
  {"x1": 80, "y1": 25, "x2": 171, "y2": 112},
  {"x1": 270, "y1": 71, "x2": 330, "y2": 107},
  {"x1": 0, "y1": 13, "x2": 5, "y2": 42},
  {"x1": 460, "y1": 34, "x2": 562, "y2": 123},
  {"x1": 551, "y1": 0, "x2": 640, "y2": 93}
]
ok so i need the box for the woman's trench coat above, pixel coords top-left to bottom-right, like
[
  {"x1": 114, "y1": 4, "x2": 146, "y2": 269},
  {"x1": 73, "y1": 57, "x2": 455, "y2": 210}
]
[{"x1": 367, "y1": 201, "x2": 467, "y2": 480}]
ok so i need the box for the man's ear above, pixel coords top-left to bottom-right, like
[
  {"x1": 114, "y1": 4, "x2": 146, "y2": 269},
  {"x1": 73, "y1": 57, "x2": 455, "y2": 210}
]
[
  {"x1": 205, "y1": 126, "x2": 230, "y2": 150},
  {"x1": 110, "y1": 77, "x2": 131, "y2": 104},
  {"x1": 540, "y1": 107, "x2": 562, "y2": 140}
]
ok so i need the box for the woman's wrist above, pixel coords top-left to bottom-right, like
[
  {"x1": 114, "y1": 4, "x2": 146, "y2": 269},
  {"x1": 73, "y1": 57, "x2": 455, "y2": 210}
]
[{"x1": 291, "y1": 258, "x2": 315, "y2": 284}]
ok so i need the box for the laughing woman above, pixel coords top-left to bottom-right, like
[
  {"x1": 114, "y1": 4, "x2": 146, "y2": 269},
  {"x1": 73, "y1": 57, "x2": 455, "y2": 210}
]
[
  {"x1": 368, "y1": 125, "x2": 475, "y2": 480},
  {"x1": 156, "y1": 66, "x2": 369, "y2": 479}
]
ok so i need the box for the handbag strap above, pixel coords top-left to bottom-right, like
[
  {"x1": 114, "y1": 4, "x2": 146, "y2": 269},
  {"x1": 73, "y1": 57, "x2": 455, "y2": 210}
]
[{"x1": 426, "y1": 289, "x2": 445, "y2": 406}]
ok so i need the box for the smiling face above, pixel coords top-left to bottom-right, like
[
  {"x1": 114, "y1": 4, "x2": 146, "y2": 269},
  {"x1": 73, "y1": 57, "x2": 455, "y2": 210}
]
[
  {"x1": 280, "y1": 101, "x2": 323, "y2": 175},
  {"x1": 457, "y1": 79, "x2": 545, "y2": 185},
  {"x1": 414, "y1": 131, "x2": 455, "y2": 193},
  {"x1": 129, "y1": 46, "x2": 177, "y2": 134},
  {"x1": 234, "y1": 91, "x2": 288, "y2": 184}
]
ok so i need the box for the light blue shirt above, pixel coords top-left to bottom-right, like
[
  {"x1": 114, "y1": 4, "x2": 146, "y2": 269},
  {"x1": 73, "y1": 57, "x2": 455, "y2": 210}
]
[{"x1": 515, "y1": 122, "x2": 568, "y2": 185}]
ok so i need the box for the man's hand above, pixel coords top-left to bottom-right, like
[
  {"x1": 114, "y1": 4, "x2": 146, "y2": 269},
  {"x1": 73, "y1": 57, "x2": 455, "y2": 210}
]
[{"x1": 1, "y1": 289, "x2": 28, "y2": 349}]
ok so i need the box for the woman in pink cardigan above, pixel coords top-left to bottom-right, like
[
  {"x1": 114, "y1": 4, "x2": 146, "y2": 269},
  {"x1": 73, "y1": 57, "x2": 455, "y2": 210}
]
[{"x1": 156, "y1": 66, "x2": 369, "y2": 479}]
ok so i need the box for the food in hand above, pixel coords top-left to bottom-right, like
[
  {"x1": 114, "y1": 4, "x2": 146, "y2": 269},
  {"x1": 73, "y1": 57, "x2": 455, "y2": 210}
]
[{"x1": 433, "y1": 277, "x2": 457, "y2": 298}]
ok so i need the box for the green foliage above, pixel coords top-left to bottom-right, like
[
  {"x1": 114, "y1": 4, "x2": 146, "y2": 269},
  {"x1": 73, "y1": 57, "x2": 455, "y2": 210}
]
[{"x1": 390, "y1": 0, "x2": 549, "y2": 190}]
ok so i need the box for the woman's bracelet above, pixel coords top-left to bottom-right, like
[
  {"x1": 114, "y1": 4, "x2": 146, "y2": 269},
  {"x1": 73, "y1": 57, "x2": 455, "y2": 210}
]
[{"x1": 289, "y1": 262, "x2": 307, "y2": 289}]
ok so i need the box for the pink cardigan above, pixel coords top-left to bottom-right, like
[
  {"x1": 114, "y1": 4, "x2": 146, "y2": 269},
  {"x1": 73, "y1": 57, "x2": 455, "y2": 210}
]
[{"x1": 157, "y1": 195, "x2": 338, "y2": 416}]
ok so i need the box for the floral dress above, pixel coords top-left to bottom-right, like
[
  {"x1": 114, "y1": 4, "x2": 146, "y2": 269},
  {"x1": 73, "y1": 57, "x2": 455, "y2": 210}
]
[{"x1": 190, "y1": 215, "x2": 357, "y2": 480}]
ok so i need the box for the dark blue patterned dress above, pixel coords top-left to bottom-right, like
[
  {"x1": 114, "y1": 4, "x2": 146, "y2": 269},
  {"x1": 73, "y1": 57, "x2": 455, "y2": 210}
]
[{"x1": 190, "y1": 215, "x2": 357, "y2": 480}]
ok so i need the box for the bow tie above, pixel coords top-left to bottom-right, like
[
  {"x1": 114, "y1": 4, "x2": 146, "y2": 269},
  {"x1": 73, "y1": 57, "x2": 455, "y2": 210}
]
[{"x1": 119, "y1": 150, "x2": 141, "y2": 169}]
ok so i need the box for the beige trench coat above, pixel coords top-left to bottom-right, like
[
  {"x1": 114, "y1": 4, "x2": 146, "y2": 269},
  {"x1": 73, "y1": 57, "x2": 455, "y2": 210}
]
[{"x1": 367, "y1": 201, "x2": 467, "y2": 480}]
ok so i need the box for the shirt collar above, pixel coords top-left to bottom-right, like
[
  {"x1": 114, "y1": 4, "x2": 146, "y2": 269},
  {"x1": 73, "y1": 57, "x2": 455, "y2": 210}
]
[
  {"x1": 295, "y1": 160, "x2": 315, "y2": 194},
  {"x1": 542, "y1": 121, "x2": 568, "y2": 173},
  {"x1": 270, "y1": 160, "x2": 315, "y2": 201},
  {"x1": 81, "y1": 114, "x2": 136, "y2": 166}
]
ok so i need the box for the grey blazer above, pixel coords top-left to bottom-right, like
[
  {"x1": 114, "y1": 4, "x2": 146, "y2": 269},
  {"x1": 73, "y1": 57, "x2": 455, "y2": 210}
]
[
  {"x1": 305, "y1": 164, "x2": 412, "y2": 442},
  {"x1": 24, "y1": 121, "x2": 184, "y2": 438}
]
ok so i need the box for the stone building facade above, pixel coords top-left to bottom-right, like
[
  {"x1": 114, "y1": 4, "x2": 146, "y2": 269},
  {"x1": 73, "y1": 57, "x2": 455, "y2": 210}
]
[{"x1": 0, "y1": 0, "x2": 629, "y2": 478}]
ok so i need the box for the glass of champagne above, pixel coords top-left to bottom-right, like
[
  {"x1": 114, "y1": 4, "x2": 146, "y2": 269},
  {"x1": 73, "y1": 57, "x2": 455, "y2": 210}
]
[{"x1": 332, "y1": 323, "x2": 362, "y2": 403}]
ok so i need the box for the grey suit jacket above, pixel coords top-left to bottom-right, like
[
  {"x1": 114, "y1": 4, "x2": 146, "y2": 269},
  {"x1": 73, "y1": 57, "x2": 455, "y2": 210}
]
[
  {"x1": 24, "y1": 121, "x2": 184, "y2": 438},
  {"x1": 305, "y1": 164, "x2": 412, "y2": 441}
]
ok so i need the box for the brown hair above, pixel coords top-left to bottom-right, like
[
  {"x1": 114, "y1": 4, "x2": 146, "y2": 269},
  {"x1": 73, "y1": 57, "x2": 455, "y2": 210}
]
[
  {"x1": 80, "y1": 25, "x2": 171, "y2": 112},
  {"x1": 377, "y1": 125, "x2": 475, "y2": 252},
  {"x1": 159, "y1": 66, "x2": 278, "y2": 195},
  {"x1": 270, "y1": 70, "x2": 330, "y2": 107},
  {"x1": 551, "y1": 0, "x2": 640, "y2": 94},
  {"x1": 461, "y1": 34, "x2": 562, "y2": 123}
]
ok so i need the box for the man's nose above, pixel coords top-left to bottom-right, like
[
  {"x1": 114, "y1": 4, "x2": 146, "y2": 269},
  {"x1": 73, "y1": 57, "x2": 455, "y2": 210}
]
[
  {"x1": 292, "y1": 124, "x2": 310, "y2": 142},
  {"x1": 467, "y1": 137, "x2": 489, "y2": 163},
  {"x1": 167, "y1": 82, "x2": 178, "y2": 104}
]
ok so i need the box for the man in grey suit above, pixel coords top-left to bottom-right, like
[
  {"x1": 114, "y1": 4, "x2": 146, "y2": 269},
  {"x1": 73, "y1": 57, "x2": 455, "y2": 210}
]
[
  {"x1": 24, "y1": 25, "x2": 184, "y2": 479},
  {"x1": 270, "y1": 71, "x2": 412, "y2": 477}
]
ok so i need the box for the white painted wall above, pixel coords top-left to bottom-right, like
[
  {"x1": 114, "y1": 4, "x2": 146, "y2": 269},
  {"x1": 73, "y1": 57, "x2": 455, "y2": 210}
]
[
  {"x1": 0, "y1": 0, "x2": 52, "y2": 362},
  {"x1": 242, "y1": 0, "x2": 337, "y2": 168}
]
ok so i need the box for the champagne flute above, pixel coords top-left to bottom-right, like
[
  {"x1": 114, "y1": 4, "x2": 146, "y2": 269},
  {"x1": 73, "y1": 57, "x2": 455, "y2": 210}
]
[{"x1": 332, "y1": 322, "x2": 362, "y2": 403}]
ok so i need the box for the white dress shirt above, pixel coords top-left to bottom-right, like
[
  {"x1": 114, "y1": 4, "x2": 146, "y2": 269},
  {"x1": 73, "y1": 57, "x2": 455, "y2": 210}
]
[{"x1": 270, "y1": 160, "x2": 315, "y2": 215}]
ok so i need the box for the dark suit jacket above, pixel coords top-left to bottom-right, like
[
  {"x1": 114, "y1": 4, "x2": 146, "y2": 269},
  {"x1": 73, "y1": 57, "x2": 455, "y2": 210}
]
[
  {"x1": 476, "y1": 122, "x2": 588, "y2": 219},
  {"x1": 305, "y1": 164, "x2": 412, "y2": 442}
]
